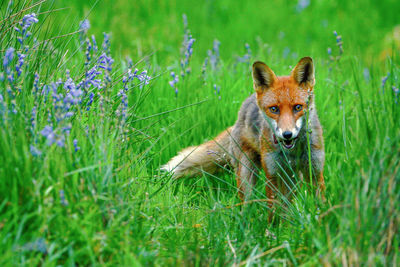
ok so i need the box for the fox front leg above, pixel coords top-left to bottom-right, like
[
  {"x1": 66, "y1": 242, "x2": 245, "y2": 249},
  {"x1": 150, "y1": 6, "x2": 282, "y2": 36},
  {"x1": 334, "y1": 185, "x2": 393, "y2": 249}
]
[
  {"x1": 302, "y1": 149, "x2": 326, "y2": 201},
  {"x1": 235, "y1": 151, "x2": 260, "y2": 200}
]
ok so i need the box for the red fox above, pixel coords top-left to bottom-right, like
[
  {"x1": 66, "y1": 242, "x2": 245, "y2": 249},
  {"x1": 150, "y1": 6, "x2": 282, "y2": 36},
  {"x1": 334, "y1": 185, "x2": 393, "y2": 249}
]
[{"x1": 162, "y1": 57, "x2": 325, "y2": 203}]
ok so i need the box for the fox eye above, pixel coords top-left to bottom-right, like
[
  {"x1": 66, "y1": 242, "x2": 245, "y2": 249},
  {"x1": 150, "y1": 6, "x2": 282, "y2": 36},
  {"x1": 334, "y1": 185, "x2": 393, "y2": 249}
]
[
  {"x1": 269, "y1": 106, "x2": 279, "y2": 114},
  {"x1": 294, "y1": 104, "x2": 303, "y2": 112}
]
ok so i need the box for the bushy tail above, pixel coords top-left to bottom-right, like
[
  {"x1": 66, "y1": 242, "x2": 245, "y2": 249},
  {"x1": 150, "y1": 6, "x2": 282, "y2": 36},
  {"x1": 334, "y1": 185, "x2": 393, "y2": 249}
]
[{"x1": 161, "y1": 127, "x2": 232, "y2": 178}]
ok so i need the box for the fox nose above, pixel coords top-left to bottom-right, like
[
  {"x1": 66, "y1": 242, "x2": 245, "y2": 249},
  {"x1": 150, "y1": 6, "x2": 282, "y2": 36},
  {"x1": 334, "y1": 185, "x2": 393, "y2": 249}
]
[{"x1": 282, "y1": 131, "x2": 292, "y2": 140}]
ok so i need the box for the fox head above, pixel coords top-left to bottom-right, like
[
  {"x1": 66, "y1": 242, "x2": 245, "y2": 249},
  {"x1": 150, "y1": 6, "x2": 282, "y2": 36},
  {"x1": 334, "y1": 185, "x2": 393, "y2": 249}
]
[{"x1": 252, "y1": 57, "x2": 315, "y2": 149}]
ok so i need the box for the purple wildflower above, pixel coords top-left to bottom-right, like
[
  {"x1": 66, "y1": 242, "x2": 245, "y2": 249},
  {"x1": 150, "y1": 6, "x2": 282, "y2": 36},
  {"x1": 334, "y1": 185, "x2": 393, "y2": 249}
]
[
  {"x1": 79, "y1": 19, "x2": 90, "y2": 44},
  {"x1": 16, "y1": 52, "x2": 26, "y2": 77},
  {"x1": 7, "y1": 72, "x2": 14, "y2": 84},
  {"x1": 182, "y1": 14, "x2": 188, "y2": 29},
  {"x1": 126, "y1": 57, "x2": 133, "y2": 69},
  {"x1": 202, "y1": 57, "x2": 209, "y2": 77},
  {"x1": 33, "y1": 73, "x2": 40, "y2": 94},
  {"x1": 98, "y1": 52, "x2": 113, "y2": 84},
  {"x1": 327, "y1": 47, "x2": 332, "y2": 55},
  {"x1": 102, "y1": 33, "x2": 111, "y2": 55},
  {"x1": 214, "y1": 84, "x2": 221, "y2": 100},
  {"x1": 79, "y1": 19, "x2": 90, "y2": 33},
  {"x1": 41, "y1": 125, "x2": 56, "y2": 145},
  {"x1": 296, "y1": 0, "x2": 310, "y2": 12},
  {"x1": 393, "y1": 86, "x2": 399, "y2": 104},
  {"x1": 3, "y1": 47, "x2": 15, "y2": 71},
  {"x1": 381, "y1": 73, "x2": 389, "y2": 89},
  {"x1": 21, "y1": 238, "x2": 47, "y2": 254},
  {"x1": 84, "y1": 65, "x2": 102, "y2": 89},
  {"x1": 85, "y1": 38, "x2": 92, "y2": 63},
  {"x1": 62, "y1": 124, "x2": 72, "y2": 134},
  {"x1": 14, "y1": 13, "x2": 39, "y2": 45},
  {"x1": 205, "y1": 39, "x2": 221, "y2": 71},
  {"x1": 86, "y1": 92, "x2": 94, "y2": 111},
  {"x1": 135, "y1": 69, "x2": 151, "y2": 85},
  {"x1": 117, "y1": 89, "x2": 128, "y2": 119},
  {"x1": 73, "y1": 139, "x2": 80, "y2": 152},
  {"x1": 169, "y1": 71, "x2": 179, "y2": 96},
  {"x1": 64, "y1": 77, "x2": 83, "y2": 106},
  {"x1": 98, "y1": 53, "x2": 114, "y2": 72},
  {"x1": 180, "y1": 15, "x2": 195, "y2": 78},
  {"x1": 55, "y1": 135, "x2": 65, "y2": 147},
  {"x1": 30, "y1": 145, "x2": 42, "y2": 157},
  {"x1": 91, "y1": 35, "x2": 98, "y2": 52},
  {"x1": 333, "y1": 31, "x2": 343, "y2": 55},
  {"x1": 0, "y1": 94, "x2": 4, "y2": 116},
  {"x1": 236, "y1": 43, "x2": 252, "y2": 65},
  {"x1": 31, "y1": 106, "x2": 36, "y2": 128}
]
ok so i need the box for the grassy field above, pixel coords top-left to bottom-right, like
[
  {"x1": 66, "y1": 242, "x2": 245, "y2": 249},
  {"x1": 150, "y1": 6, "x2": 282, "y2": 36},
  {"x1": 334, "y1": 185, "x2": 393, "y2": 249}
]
[{"x1": 0, "y1": 0, "x2": 399, "y2": 265}]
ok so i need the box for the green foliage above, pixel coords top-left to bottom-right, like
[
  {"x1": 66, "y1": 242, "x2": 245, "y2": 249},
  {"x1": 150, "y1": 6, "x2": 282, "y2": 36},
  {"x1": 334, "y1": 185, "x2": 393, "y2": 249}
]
[{"x1": 0, "y1": 0, "x2": 399, "y2": 265}]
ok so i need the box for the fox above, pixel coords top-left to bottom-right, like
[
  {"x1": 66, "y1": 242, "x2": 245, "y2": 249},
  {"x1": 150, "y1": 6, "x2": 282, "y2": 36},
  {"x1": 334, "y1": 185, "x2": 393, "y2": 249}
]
[{"x1": 162, "y1": 57, "x2": 325, "y2": 205}]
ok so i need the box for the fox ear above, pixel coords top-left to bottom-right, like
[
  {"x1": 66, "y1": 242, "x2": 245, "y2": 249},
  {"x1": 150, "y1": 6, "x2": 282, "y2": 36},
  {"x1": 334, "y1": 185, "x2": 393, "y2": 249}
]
[
  {"x1": 252, "y1": 61, "x2": 277, "y2": 91},
  {"x1": 292, "y1": 57, "x2": 315, "y2": 86}
]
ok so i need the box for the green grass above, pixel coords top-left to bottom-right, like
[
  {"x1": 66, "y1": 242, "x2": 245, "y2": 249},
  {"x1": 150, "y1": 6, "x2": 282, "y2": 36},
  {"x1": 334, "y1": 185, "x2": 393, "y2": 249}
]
[{"x1": 0, "y1": 0, "x2": 399, "y2": 265}]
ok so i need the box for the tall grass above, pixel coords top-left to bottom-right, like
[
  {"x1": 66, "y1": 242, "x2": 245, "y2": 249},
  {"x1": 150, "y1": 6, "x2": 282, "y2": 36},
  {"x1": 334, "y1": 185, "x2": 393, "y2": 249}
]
[{"x1": 0, "y1": 0, "x2": 399, "y2": 265}]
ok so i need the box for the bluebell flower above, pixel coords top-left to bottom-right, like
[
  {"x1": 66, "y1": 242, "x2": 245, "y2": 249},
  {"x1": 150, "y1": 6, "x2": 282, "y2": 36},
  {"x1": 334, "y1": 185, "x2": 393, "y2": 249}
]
[
  {"x1": 41, "y1": 125, "x2": 57, "y2": 145},
  {"x1": 14, "y1": 13, "x2": 38, "y2": 45},
  {"x1": 3, "y1": 47, "x2": 15, "y2": 72},
  {"x1": 102, "y1": 33, "x2": 111, "y2": 55},
  {"x1": 73, "y1": 139, "x2": 80, "y2": 152},
  {"x1": 79, "y1": 19, "x2": 90, "y2": 44},
  {"x1": 333, "y1": 30, "x2": 343, "y2": 55},
  {"x1": 214, "y1": 84, "x2": 221, "y2": 100},
  {"x1": 98, "y1": 53, "x2": 114, "y2": 72},
  {"x1": 169, "y1": 71, "x2": 179, "y2": 96},
  {"x1": 55, "y1": 135, "x2": 65, "y2": 147},
  {"x1": 182, "y1": 14, "x2": 188, "y2": 29},
  {"x1": 85, "y1": 38, "x2": 92, "y2": 63},
  {"x1": 381, "y1": 73, "x2": 389, "y2": 89},
  {"x1": 79, "y1": 19, "x2": 90, "y2": 33},
  {"x1": 33, "y1": 73, "x2": 40, "y2": 94},
  {"x1": 135, "y1": 70, "x2": 151, "y2": 84},
  {"x1": 30, "y1": 145, "x2": 42, "y2": 157},
  {"x1": 327, "y1": 47, "x2": 332, "y2": 55},
  {"x1": 204, "y1": 39, "x2": 221, "y2": 72},
  {"x1": 86, "y1": 92, "x2": 94, "y2": 111},
  {"x1": 202, "y1": 57, "x2": 209, "y2": 77},
  {"x1": 98, "y1": 52, "x2": 113, "y2": 84},
  {"x1": 236, "y1": 43, "x2": 252, "y2": 65},
  {"x1": 91, "y1": 35, "x2": 98, "y2": 52},
  {"x1": 61, "y1": 124, "x2": 72, "y2": 136},
  {"x1": 31, "y1": 106, "x2": 36, "y2": 128},
  {"x1": 84, "y1": 65, "x2": 102, "y2": 89},
  {"x1": 210, "y1": 39, "x2": 221, "y2": 69},
  {"x1": 179, "y1": 15, "x2": 195, "y2": 78},
  {"x1": 7, "y1": 72, "x2": 14, "y2": 83},
  {"x1": 393, "y1": 86, "x2": 399, "y2": 104},
  {"x1": 126, "y1": 56, "x2": 133, "y2": 69},
  {"x1": 16, "y1": 52, "x2": 26, "y2": 77},
  {"x1": 21, "y1": 237, "x2": 47, "y2": 254},
  {"x1": 296, "y1": 0, "x2": 310, "y2": 12}
]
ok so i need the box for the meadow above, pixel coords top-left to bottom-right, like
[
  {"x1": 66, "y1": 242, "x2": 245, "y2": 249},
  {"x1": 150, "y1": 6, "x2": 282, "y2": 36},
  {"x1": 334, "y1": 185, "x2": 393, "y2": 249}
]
[{"x1": 0, "y1": 0, "x2": 399, "y2": 265}]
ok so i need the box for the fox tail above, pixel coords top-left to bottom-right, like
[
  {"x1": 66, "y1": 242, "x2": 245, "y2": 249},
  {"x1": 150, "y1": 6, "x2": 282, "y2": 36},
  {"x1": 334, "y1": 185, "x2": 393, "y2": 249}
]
[{"x1": 161, "y1": 127, "x2": 232, "y2": 178}]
